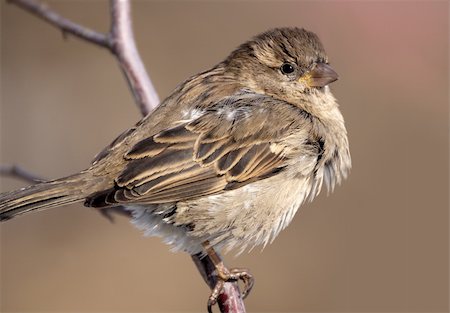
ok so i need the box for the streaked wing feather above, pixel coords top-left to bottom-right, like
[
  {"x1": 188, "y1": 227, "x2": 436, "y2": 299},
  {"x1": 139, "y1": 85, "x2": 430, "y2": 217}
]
[
  {"x1": 154, "y1": 124, "x2": 198, "y2": 143},
  {"x1": 138, "y1": 177, "x2": 227, "y2": 203},
  {"x1": 125, "y1": 137, "x2": 168, "y2": 159},
  {"x1": 117, "y1": 148, "x2": 194, "y2": 187},
  {"x1": 194, "y1": 138, "x2": 228, "y2": 161},
  {"x1": 86, "y1": 92, "x2": 298, "y2": 208},
  {"x1": 133, "y1": 165, "x2": 209, "y2": 195},
  {"x1": 216, "y1": 146, "x2": 252, "y2": 173}
]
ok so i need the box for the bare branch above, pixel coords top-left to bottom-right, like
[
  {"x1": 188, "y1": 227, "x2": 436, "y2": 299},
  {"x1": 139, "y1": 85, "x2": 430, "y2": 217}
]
[
  {"x1": 0, "y1": 165, "x2": 46, "y2": 184},
  {"x1": 219, "y1": 282, "x2": 247, "y2": 313},
  {"x1": 7, "y1": 0, "x2": 159, "y2": 117},
  {"x1": 8, "y1": 0, "x2": 111, "y2": 49},
  {"x1": 110, "y1": 0, "x2": 160, "y2": 115}
]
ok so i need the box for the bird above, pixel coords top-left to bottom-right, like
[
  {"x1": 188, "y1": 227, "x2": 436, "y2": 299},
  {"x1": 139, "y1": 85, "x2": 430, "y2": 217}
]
[{"x1": 0, "y1": 27, "x2": 351, "y2": 309}]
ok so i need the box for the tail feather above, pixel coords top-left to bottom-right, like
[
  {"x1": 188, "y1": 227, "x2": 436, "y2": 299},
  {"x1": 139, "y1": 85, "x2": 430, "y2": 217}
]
[{"x1": 0, "y1": 173, "x2": 94, "y2": 221}]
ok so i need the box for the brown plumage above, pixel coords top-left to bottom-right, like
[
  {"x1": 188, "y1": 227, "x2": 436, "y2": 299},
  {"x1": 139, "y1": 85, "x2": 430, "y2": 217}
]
[{"x1": 0, "y1": 27, "x2": 351, "y2": 304}]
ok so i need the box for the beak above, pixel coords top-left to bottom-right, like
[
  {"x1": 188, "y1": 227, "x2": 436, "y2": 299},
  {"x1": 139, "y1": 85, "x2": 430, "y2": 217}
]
[{"x1": 299, "y1": 63, "x2": 338, "y2": 88}]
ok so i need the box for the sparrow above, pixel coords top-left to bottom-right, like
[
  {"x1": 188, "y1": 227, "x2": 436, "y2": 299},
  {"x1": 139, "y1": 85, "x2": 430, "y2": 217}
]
[{"x1": 0, "y1": 27, "x2": 351, "y2": 309}]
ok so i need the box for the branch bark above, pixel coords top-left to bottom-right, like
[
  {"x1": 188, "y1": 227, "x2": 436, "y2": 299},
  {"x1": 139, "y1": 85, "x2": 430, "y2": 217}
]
[
  {"x1": 109, "y1": 0, "x2": 159, "y2": 115},
  {"x1": 5, "y1": 0, "x2": 245, "y2": 312},
  {"x1": 8, "y1": 0, "x2": 111, "y2": 48}
]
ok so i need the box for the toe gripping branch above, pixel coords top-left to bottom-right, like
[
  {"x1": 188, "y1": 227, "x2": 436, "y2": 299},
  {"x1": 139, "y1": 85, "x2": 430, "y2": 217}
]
[{"x1": 191, "y1": 242, "x2": 254, "y2": 313}]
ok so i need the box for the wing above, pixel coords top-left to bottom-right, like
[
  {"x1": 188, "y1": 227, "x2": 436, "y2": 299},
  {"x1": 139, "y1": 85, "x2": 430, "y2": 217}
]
[{"x1": 86, "y1": 91, "x2": 306, "y2": 207}]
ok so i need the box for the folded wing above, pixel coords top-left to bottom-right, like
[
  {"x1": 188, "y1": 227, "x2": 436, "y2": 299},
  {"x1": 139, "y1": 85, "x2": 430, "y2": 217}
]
[{"x1": 86, "y1": 91, "x2": 302, "y2": 207}]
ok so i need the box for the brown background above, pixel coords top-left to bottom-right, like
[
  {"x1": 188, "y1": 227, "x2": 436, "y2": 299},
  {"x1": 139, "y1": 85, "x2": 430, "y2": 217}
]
[{"x1": 0, "y1": 1, "x2": 448, "y2": 312}]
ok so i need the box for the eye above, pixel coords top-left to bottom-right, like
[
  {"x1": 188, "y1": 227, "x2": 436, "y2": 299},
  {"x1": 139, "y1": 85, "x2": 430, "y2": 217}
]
[{"x1": 280, "y1": 63, "x2": 295, "y2": 75}]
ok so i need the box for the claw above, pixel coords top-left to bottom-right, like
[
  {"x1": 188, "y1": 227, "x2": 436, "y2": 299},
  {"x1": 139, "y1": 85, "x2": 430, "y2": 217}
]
[
  {"x1": 202, "y1": 242, "x2": 254, "y2": 312},
  {"x1": 230, "y1": 268, "x2": 254, "y2": 299},
  {"x1": 207, "y1": 266, "x2": 254, "y2": 311},
  {"x1": 207, "y1": 279, "x2": 223, "y2": 313}
]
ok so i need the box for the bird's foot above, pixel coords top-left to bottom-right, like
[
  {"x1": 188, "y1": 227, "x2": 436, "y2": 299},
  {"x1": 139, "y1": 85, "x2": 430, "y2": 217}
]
[{"x1": 207, "y1": 263, "x2": 254, "y2": 313}]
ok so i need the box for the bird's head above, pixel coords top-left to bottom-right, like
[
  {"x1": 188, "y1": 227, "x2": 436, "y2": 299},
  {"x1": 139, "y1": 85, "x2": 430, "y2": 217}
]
[{"x1": 225, "y1": 28, "x2": 339, "y2": 109}]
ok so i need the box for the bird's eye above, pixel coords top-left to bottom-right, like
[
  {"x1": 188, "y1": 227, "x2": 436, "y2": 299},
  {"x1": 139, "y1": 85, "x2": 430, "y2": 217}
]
[{"x1": 280, "y1": 63, "x2": 295, "y2": 75}]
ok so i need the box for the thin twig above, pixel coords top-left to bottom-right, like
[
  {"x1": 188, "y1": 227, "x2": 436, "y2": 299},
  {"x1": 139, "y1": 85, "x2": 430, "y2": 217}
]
[
  {"x1": 8, "y1": 0, "x2": 111, "y2": 49},
  {"x1": 0, "y1": 165, "x2": 46, "y2": 184},
  {"x1": 8, "y1": 0, "x2": 160, "y2": 117}
]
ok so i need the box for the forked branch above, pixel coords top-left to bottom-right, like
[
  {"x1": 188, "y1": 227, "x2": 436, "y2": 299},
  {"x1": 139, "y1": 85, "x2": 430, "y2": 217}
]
[
  {"x1": 7, "y1": 0, "x2": 111, "y2": 48},
  {"x1": 9, "y1": 0, "x2": 158, "y2": 116}
]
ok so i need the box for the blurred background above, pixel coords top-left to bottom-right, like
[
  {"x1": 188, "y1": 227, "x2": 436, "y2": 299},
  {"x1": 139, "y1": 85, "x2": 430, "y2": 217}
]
[{"x1": 0, "y1": 1, "x2": 448, "y2": 312}]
